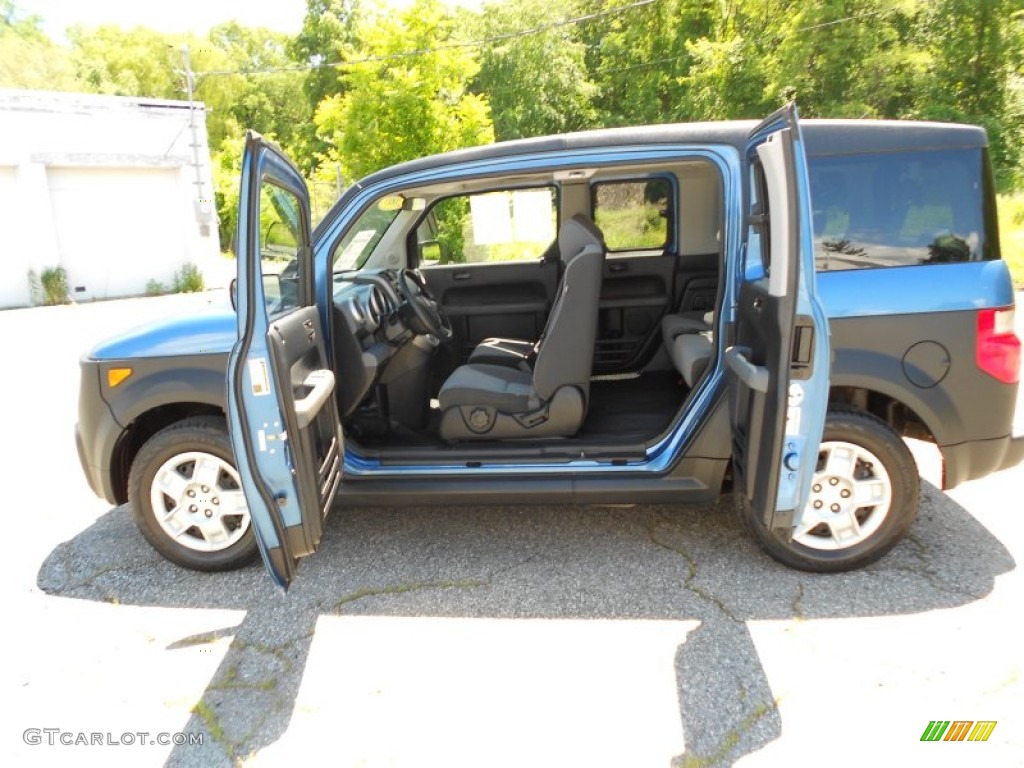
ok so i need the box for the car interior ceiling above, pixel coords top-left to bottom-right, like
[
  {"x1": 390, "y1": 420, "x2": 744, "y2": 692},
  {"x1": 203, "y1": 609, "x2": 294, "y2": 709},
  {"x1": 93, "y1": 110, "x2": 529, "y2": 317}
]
[{"x1": 330, "y1": 158, "x2": 725, "y2": 455}]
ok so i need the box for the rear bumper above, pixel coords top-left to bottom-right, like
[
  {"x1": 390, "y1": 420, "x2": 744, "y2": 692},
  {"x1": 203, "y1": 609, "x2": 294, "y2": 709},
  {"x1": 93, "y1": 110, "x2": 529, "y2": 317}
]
[
  {"x1": 999, "y1": 435, "x2": 1024, "y2": 473},
  {"x1": 942, "y1": 434, "x2": 1024, "y2": 489}
]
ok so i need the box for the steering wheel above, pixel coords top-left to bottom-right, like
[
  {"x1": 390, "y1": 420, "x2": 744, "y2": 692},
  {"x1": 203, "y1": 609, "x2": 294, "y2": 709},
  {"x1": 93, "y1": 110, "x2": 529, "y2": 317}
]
[{"x1": 397, "y1": 268, "x2": 453, "y2": 341}]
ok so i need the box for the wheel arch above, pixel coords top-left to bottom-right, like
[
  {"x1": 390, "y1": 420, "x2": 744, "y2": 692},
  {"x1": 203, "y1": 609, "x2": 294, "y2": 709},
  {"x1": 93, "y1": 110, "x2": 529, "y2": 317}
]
[
  {"x1": 827, "y1": 349, "x2": 961, "y2": 447},
  {"x1": 111, "y1": 402, "x2": 226, "y2": 504}
]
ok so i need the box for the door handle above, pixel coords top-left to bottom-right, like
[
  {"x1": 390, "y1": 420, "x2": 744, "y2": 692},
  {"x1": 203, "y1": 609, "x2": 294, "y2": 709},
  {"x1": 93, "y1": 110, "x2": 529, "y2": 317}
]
[
  {"x1": 294, "y1": 369, "x2": 336, "y2": 429},
  {"x1": 453, "y1": 271, "x2": 471, "y2": 280},
  {"x1": 725, "y1": 346, "x2": 769, "y2": 392},
  {"x1": 609, "y1": 263, "x2": 628, "y2": 273}
]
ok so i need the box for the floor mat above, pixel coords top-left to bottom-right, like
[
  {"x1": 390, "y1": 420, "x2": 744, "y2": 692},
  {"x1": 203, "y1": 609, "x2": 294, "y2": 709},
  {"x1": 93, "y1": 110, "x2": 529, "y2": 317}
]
[{"x1": 581, "y1": 371, "x2": 686, "y2": 441}]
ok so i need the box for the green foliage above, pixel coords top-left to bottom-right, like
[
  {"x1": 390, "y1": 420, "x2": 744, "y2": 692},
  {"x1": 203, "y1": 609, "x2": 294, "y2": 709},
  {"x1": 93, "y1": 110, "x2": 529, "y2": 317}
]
[
  {"x1": 68, "y1": 24, "x2": 181, "y2": 98},
  {"x1": 171, "y1": 263, "x2": 205, "y2": 293},
  {"x1": 1, "y1": 0, "x2": 80, "y2": 89},
  {"x1": 314, "y1": 0, "x2": 494, "y2": 181},
  {"x1": 431, "y1": 196, "x2": 470, "y2": 264},
  {"x1": 5, "y1": 0, "x2": 1024, "y2": 198},
  {"x1": 145, "y1": 279, "x2": 167, "y2": 296},
  {"x1": 39, "y1": 266, "x2": 70, "y2": 305},
  {"x1": 914, "y1": 0, "x2": 1022, "y2": 187},
  {"x1": 998, "y1": 193, "x2": 1024, "y2": 288},
  {"x1": 473, "y1": 0, "x2": 598, "y2": 140}
]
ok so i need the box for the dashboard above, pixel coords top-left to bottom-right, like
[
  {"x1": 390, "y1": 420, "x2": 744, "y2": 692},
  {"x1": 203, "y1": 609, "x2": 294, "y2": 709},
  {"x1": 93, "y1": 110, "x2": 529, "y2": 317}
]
[{"x1": 330, "y1": 269, "x2": 419, "y2": 418}]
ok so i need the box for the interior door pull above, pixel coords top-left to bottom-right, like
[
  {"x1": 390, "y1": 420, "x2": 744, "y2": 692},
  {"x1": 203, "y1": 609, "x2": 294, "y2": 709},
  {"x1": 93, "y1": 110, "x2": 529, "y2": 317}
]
[
  {"x1": 453, "y1": 271, "x2": 471, "y2": 280},
  {"x1": 294, "y1": 369, "x2": 336, "y2": 429},
  {"x1": 609, "y1": 263, "x2": 628, "y2": 273}
]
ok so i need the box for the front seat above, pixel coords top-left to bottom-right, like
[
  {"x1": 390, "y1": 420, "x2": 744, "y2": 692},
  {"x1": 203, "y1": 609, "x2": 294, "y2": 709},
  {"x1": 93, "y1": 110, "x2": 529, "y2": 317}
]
[{"x1": 437, "y1": 214, "x2": 606, "y2": 440}]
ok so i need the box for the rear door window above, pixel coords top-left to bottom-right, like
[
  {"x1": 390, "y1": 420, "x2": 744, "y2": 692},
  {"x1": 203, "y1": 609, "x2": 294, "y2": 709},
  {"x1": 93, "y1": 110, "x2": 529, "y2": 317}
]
[
  {"x1": 808, "y1": 148, "x2": 991, "y2": 271},
  {"x1": 591, "y1": 179, "x2": 672, "y2": 252}
]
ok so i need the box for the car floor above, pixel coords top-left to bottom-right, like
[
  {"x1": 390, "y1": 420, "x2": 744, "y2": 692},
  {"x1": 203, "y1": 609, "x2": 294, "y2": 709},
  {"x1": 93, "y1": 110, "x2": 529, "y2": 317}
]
[
  {"x1": 351, "y1": 370, "x2": 687, "y2": 451},
  {"x1": 579, "y1": 370, "x2": 686, "y2": 443}
]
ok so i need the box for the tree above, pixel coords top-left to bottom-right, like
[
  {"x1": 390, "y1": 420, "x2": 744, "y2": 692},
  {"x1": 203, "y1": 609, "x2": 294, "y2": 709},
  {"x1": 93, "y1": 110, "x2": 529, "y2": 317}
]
[
  {"x1": 205, "y1": 21, "x2": 311, "y2": 152},
  {"x1": 580, "y1": 0, "x2": 718, "y2": 125},
  {"x1": 473, "y1": 0, "x2": 598, "y2": 140},
  {"x1": 314, "y1": 0, "x2": 493, "y2": 181},
  {"x1": 1, "y1": 0, "x2": 80, "y2": 90},
  {"x1": 68, "y1": 24, "x2": 181, "y2": 98},
  {"x1": 763, "y1": 0, "x2": 921, "y2": 118},
  {"x1": 913, "y1": 0, "x2": 1023, "y2": 186},
  {"x1": 290, "y1": 0, "x2": 363, "y2": 107},
  {"x1": 288, "y1": 0, "x2": 364, "y2": 170}
]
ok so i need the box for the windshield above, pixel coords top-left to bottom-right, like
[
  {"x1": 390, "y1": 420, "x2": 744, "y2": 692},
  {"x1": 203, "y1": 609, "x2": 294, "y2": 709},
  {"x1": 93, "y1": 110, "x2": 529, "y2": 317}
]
[{"x1": 332, "y1": 196, "x2": 404, "y2": 271}]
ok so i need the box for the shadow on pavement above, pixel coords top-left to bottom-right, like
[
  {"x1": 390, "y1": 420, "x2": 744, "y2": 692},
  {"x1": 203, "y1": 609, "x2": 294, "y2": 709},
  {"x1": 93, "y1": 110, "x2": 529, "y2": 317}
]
[{"x1": 37, "y1": 481, "x2": 1014, "y2": 767}]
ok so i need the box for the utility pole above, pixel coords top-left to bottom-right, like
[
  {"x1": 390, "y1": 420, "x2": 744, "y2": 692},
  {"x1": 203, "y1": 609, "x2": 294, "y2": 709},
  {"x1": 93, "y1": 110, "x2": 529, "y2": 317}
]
[{"x1": 180, "y1": 45, "x2": 214, "y2": 235}]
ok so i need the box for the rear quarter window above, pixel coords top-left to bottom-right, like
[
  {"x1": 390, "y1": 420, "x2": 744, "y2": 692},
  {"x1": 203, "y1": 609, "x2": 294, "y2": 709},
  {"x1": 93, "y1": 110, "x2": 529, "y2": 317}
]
[{"x1": 808, "y1": 148, "x2": 993, "y2": 271}]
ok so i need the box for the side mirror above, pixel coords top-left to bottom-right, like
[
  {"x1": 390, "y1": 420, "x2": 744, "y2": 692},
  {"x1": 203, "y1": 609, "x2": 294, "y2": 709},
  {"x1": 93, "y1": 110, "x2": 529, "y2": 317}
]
[
  {"x1": 229, "y1": 278, "x2": 238, "y2": 311},
  {"x1": 418, "y1": 240, "x2": 443, "y2": 266}
]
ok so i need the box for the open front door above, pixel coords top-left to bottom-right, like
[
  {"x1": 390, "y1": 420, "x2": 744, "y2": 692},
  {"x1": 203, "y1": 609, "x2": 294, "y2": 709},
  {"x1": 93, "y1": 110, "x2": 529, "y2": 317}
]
[
  {"x1": 727, "y1": 105, "x2": 830, "y2": 535},
  {"x1": 227, "y1": 132, "x2": 343, "y2": 590}
]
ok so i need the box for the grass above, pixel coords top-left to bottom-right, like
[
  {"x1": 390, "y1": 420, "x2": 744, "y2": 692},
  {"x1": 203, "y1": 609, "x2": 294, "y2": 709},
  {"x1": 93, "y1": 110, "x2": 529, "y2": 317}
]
[{"x1": 998, "y1": 193, "x2": 1024, "y2": 289}]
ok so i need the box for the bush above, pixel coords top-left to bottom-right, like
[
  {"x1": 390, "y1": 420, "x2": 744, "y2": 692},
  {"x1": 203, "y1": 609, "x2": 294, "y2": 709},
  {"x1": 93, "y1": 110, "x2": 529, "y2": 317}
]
[
  {"x1": 171, "y1": 263, "x2": 205, "y2": 293},
  {"x1": 145, "y1": 279, "x2": 166, "y2": 296},
  {"x1": 39, "y1": 266, "x2": 70, "y2": 305}
]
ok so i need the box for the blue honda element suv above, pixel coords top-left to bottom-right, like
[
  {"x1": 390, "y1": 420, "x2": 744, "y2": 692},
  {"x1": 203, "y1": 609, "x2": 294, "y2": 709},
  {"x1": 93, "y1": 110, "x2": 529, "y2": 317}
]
[{"x1": 75, "y1": 106, "x2": 1023, "y2": 587}]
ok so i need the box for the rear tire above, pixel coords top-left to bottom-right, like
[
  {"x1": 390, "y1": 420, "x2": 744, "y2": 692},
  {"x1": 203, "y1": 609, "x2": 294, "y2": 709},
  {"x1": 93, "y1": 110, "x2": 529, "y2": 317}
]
[
  {"x1": 128, "y1": 417, "x2": 257, "y2": 571},
  {"x1": 737, "y1": 406, "x2": 919, "y2": 572}
]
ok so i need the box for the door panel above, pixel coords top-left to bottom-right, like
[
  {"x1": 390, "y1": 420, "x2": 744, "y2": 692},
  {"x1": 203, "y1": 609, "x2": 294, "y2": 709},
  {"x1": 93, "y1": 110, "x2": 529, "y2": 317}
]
[
  {"x1": 594, "y1": 253, "x2": 674, "y2": 372},
  {"x1": 727, "y1": 105, "x2": 830, "y2": 534},
  {"x1": 423, "y1": 259, "x2": 559, "y2": 360},
  {"x1": 226, "y1": 132, "x2": 343, "y2": 590},
  {"x1": 674, "y1": 252, "x2": 719, "y2": 315}
]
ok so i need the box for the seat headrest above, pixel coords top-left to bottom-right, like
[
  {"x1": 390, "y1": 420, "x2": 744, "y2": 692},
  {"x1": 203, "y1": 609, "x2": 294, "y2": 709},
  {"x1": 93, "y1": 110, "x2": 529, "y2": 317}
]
[{"x1": 558, "y1": 214, "x2": 605, "y2": 264}]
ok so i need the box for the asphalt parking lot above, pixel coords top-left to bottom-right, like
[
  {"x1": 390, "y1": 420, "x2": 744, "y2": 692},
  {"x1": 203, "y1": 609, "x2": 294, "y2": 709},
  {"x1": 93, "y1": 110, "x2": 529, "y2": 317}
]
[{"x1": 3, "y1": 290, "x2": 1023, "y2": 768}]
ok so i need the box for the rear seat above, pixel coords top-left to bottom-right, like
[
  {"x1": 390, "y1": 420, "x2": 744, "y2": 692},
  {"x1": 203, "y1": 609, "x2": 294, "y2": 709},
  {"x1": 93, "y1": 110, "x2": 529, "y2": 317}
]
[{"x1": 662, "y1": 311, "x2": 713, "y2": 388}]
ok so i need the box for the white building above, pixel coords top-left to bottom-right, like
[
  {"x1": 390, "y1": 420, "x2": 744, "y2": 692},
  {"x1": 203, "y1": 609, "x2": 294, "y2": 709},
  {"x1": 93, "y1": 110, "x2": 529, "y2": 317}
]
[{"x1": 0, "y1": 89, "x2": 222, "y2": 309}]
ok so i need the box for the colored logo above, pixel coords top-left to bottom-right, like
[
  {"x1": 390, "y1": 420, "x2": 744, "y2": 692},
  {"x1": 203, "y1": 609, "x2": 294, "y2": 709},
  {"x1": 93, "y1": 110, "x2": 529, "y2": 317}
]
[{"x1": 921, "y1": 721, "x2": 997, "y2": 742}]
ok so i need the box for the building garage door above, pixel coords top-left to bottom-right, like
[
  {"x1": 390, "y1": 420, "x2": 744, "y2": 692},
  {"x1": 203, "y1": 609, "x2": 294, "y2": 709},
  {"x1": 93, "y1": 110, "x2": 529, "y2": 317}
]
[
  {"x1": 47, "y1": 166, "x2": 186, "y2": 301},
  {"x1": 0, "y1": 166, "x2": 32, "y2": 308}
]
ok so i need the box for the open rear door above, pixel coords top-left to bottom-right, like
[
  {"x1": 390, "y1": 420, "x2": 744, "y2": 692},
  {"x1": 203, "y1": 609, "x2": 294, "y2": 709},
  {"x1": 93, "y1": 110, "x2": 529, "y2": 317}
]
[
  {"x1": 226, "y1": 131, "x2": 343, "y2": 590},
  {"x1": 727, "y1": 104, "x2": 830, "y2": 535}
]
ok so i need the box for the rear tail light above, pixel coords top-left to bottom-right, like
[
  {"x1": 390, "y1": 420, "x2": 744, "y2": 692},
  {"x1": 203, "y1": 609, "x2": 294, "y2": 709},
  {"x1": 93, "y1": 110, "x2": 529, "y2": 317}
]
[{"x1": 976, "y1": 308, "x2": 1021, "y2": 384}]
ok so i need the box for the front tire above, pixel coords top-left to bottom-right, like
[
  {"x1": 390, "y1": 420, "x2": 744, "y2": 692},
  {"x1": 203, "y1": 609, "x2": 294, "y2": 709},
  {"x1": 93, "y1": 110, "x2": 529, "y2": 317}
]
[
  {"x1": 738, "y1": 407, "x2": 919, "y2": 572},
  {"x1": 128, "y1": 417, "x2": 257, "y2": 571}
]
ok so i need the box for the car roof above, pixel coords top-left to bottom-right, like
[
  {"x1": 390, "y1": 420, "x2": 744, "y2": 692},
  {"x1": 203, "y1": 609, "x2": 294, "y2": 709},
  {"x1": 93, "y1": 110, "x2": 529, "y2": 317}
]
[
  {"x1": 356, "y1": 119, "x2": 988, "y2": 187},
  {"x1": 317, "y1": 118, "x2": 987, "y2": 238}
]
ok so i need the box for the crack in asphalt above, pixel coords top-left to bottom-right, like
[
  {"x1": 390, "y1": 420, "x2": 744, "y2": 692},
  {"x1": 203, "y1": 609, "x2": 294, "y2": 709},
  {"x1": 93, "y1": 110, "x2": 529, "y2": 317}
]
[
  {"x1": 331, "y1": 578, "x2": 489, "y2": 612},
  {"x1": 644, "y1": 511, "x2": 781, "y2": 767},
  {"x1": 675, "y1": 698, "x2": 776, "y2": 768},
  {"x1": 790, "y1": 581, "x2": 806, "y2": 619},
  {"x1": 41, "y1": 541, "x2": 157, "y2": 599},
  {"x1": 891, "y1": 529, "x2": 990, "y2": 601},
  {"x1": 644, "y1": 511, "x2": 741, "y2": 623}
]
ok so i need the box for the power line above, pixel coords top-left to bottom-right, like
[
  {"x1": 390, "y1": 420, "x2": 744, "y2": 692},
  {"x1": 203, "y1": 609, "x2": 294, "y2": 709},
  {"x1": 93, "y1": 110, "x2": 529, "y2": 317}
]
[
  {"x1": 194, "y1": 0, "x2": 663, "y2": 78},
  {"x1": 593, "y1": 4, "x2": 903, "y2": 77}
]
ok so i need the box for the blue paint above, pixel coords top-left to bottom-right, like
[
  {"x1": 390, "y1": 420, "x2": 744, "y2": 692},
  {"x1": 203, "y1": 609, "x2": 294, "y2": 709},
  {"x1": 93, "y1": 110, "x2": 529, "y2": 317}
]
[
  {"x1": 89, "y1": 309, "x2": 236, "y2": 360},
  {"x1": 817, "y1": 260, "x2": 1015, "y2": 318}
]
